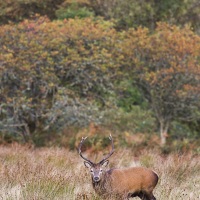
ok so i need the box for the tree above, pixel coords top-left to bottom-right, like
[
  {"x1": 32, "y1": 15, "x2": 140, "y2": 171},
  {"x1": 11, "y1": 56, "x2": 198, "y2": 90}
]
[
  {"x1": 87, "y1": 0, "x2": 200, "y2": 32},
  {"x1": 120, "y1": 23, "x2": 200, "y2": 144},
  {"x1": 0, "y1": 0, "x2": 64, "y2": 24},
  {"x1": 0, "y1": 17, "x2": 117, "y2": 143}
]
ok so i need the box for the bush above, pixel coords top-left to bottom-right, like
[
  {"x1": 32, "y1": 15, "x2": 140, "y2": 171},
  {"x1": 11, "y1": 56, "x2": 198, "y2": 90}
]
[
  {"x1": 0, "y1": 0, "x2": 64, "y2": 24},
  {"x1": 0, "y1": 17, "x2": 117, "y2": 143},
  {"x1": 116, "y1": 80, "x2": 148, "y2": 111},
  {"x1": 0, "y1": 16, "x2": 199, "y2": 146},
  {"x1": 100, "y1": 106, "x2": 156, "y2": 134},
  {"x1": 56, "y1": 2, "x2": 94, "y2": 19},
  {"x1": 88, "y1": 0, "x2": 200, "y2": 31}
]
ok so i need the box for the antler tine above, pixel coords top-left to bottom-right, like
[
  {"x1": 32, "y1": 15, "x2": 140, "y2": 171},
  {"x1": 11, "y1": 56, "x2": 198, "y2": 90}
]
[
  {"x1": 78, "y1": 137, "x2": 94, "y2": 165},
  {"x1": 99, "y1": 134, "x2": 115, "y2": 164}
]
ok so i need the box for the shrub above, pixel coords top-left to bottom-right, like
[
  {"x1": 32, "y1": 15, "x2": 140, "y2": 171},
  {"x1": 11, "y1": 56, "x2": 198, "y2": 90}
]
[
  {"x1": 118, "y1": 23, "x2": 200, "y2": 144},
  {"x1": 0, "y1": 0, "x2": 64, "y2": 24},
  {"x1": 0, "y1": 17, "x2": 117, "y2": 143},
  {"x1": 88, "y1": 0, "x2": 200, "y2": 31},
  {"x1": 56, "y1": 2, "x2": 94, "y2": 19}
]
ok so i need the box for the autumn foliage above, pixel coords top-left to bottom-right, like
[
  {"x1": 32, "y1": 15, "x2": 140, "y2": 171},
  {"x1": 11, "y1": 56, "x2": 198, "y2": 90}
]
[
  {"x1": 0, "y1": 16, "x2": 200, "y2": 145},
  {"x1": 0, "y1": 17, "x2": 117, "y2": 142},
  {"x1": 119, "y1": 23, "x2": 200, "y2": 144}
]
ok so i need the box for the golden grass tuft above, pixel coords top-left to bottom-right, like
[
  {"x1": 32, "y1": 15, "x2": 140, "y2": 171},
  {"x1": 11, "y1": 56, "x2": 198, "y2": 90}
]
[{"x1": 0, "y1": 144, "x2": 199, "y2": 199}]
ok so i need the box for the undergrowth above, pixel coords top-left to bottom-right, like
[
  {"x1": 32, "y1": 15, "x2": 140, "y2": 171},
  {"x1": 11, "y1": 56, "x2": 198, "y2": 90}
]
[{"x1": 0, "y1": 144, "x2": 199, "y2": 199}]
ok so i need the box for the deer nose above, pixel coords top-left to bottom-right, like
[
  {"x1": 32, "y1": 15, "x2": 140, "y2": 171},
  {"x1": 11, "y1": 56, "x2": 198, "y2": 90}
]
[{"x1": 94, "y1": 177, "x2": 100, "y2": 182}]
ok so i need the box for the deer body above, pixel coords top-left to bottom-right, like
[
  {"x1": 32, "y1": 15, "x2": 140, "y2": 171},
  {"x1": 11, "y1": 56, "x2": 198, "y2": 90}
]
[
  {"x1": 90, "y1": 166, "x2": 158, "y2": 199},
  {"x1": 79, "y1": 136, "x2": 158, "y2": 200}
]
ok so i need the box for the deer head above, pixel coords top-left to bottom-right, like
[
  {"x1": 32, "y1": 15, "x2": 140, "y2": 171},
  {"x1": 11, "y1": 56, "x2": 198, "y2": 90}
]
[{"x1": 78, "y1": 135, "x2": 114, "y2": 183}]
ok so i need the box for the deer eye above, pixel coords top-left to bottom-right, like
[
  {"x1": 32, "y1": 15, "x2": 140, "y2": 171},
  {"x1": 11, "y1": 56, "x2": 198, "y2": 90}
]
[{"x1": 100, "y1": 169, "x2": 103, "y2": 172}]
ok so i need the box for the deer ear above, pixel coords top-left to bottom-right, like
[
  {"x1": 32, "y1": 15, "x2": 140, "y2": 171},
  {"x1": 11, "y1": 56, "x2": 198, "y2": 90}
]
[
  {"x1": 84, "y1": 161, "x2": 92, "y2": 168},
  {"x1": 101, "y1": 160, "x2": 109, "y2": 167}
]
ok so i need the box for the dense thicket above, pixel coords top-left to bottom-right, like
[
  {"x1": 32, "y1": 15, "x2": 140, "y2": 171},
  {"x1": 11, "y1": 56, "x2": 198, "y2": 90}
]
[
  {"x1": 0, "y1": 0, "x2": 200, "y2": 33},
  {"x1": 118, "y1": 24, "x2": 200, "y2": 144},
  {"x1": 88, "y1": 0, "x2": 200, "y2": 32},
  {"x1": 0, "y1": 1, "x2": 200, "y2": 148},
  {"x1": 0, "y1": 0, "x2": 64, "y2": 24},
  {"x1": 0, "y1": 17, "x2": 118, "y2": 143}
]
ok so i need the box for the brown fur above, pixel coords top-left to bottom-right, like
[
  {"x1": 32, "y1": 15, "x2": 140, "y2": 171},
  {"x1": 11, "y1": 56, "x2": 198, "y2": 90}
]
[
  {"x1": 91, "y1": 166, "x2": 158, "y2": 200},
  {"x1": 79, "y1": 136, "x2": 158, "y2": 200}
]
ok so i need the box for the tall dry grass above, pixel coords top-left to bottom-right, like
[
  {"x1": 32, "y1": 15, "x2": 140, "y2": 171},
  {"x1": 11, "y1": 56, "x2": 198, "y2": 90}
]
[{"x1": 0, "y1": 144, "x2": 199, "y2": 200}]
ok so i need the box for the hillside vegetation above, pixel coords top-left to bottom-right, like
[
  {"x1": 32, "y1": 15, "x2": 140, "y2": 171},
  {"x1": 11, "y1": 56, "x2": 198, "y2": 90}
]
[
  {"x1": 0, "y1": 145, "x2": 199, "y2": 199},
  {"x1": 0, "y1": 0, "x2": 200, "y2": 150}
]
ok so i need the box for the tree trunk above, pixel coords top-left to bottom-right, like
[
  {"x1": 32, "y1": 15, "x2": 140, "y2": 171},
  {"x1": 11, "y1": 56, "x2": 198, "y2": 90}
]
[{"x1": 159, "y1": 120, "x2": 169, "y2": 145}]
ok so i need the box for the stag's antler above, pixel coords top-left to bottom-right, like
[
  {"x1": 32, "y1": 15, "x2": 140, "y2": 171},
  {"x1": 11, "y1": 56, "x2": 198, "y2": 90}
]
[
  {"x1": 78, "y1": 137, "x2": 94, "y2": 165},
  {"x1": 99, "y1": 134, "x2": 115, "y2": 164},
  {"x1": 78, "y1": 135, "x2": 115, "y2": 165}
]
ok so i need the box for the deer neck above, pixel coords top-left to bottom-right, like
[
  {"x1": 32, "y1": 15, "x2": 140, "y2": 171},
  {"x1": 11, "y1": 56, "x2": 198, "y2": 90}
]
[{"x1": 92, "y1": 171, "x2": 112, "y2": 195}]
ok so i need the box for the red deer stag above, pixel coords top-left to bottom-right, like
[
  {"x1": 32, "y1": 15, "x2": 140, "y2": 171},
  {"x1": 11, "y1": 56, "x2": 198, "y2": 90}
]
[{"x1": 78, "y1": 135, "x2": 158, "y2": 200}]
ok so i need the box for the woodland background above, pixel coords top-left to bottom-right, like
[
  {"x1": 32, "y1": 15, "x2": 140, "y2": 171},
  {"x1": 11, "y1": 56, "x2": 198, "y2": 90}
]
[{"x1": 0, "y1": 0, "x2": 200, "y2": 153}]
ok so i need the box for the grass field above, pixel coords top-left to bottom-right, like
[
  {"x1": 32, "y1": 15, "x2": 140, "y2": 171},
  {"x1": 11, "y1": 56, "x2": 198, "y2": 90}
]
[{"x1": 0, "y1": 144, "x2": 199, "y2": 200}]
